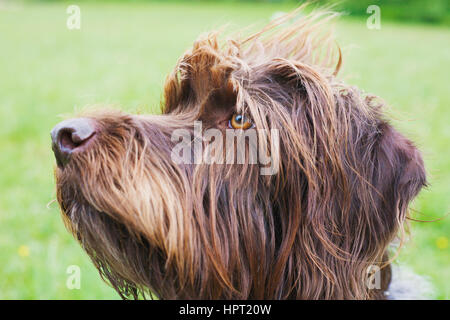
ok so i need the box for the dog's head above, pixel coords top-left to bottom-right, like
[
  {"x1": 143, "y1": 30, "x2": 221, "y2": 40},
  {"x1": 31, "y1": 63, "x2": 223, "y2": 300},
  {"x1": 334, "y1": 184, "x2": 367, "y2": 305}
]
[{"x1": 52, "y1": 9, "x2": 426, "y2": 299}]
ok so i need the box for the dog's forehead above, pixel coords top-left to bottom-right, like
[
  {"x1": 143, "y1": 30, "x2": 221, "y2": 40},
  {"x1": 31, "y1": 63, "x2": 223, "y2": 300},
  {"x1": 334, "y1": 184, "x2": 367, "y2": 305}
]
[{"x1": 197, "y1": 92, "x2": 237, "y2": 126}]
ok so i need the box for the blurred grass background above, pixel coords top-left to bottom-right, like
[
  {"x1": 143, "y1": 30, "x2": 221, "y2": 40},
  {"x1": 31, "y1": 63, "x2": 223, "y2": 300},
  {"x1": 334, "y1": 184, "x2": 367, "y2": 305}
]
[{"x1": 0, "y1": 0, "x2": 448, "y2": 299}]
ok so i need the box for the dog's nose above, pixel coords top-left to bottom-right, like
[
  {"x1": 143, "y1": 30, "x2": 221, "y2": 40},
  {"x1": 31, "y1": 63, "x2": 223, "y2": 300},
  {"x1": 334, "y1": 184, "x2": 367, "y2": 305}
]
[{"x1": 51, "y1": 118, "x2": 96, "y2": 167}]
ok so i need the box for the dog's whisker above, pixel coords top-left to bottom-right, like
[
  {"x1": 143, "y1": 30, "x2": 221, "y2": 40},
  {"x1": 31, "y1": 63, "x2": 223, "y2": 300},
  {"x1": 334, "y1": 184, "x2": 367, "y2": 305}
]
[{"x1": 46, "y1": 198, "x2": 57, "y2": 209}]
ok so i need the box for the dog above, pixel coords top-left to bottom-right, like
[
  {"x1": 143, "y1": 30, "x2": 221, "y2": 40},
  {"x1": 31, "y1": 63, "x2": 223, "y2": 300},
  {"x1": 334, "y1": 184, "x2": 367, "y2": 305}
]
[{"x1": 51, "y1": 8, "x2": 426, "y2": 299}]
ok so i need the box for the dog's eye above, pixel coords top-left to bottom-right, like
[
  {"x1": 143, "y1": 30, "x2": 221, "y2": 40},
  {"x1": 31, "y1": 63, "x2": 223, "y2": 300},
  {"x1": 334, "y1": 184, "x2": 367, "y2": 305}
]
[{"x1": 229, "y1": 114, "x2": 253, "y2": 130}]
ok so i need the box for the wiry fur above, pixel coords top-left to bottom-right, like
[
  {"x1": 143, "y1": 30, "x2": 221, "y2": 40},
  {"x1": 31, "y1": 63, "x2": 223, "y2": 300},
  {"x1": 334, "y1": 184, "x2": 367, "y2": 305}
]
[{"x1": 54, "y1": 7, "x2": 426, "y2": 299}]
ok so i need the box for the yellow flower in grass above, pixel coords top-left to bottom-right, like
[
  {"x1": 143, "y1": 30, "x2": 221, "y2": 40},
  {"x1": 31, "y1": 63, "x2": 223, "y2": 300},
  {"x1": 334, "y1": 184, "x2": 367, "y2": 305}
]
[
  {"x1": 436, "y1": 236, "x2": 448, "y2": 250},
  {"x1": 18, "y1": 245, "x2": 30, "y2": 257}
]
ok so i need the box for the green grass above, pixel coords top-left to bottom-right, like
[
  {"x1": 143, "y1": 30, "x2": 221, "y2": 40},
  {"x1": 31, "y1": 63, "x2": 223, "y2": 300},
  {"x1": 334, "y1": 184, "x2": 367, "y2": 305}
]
[{"x1": 0, "y1": 1, "x2": 448, "y2": 299}]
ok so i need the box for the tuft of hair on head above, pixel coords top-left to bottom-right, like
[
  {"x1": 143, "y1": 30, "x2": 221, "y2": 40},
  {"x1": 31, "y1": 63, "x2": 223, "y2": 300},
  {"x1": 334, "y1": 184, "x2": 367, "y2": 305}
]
[{"x1": 163, "y1": 3, "x2": 342, "y2": 114}]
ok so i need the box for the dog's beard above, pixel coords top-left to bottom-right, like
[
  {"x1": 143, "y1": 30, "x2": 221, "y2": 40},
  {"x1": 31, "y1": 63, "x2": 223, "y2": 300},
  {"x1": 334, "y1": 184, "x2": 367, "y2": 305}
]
[{"x1": 54, "y1": 115, "x2": 191, "y2": 299}]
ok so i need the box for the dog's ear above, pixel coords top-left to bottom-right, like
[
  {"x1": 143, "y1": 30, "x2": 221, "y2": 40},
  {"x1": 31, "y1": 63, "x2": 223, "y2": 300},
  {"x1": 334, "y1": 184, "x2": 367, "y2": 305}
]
[
  {"x1": 260, "y1": 58, "x2": 427, "y2": 298},
  {"x1": 263, "y1": 59, "x2": 426, "y2": 237},
  {"x1": 371, "y1": 122, "x2": 427, "y2": 234},
  {"x1": 360, "y1": 123, "x2": 426, "y2": 298}
]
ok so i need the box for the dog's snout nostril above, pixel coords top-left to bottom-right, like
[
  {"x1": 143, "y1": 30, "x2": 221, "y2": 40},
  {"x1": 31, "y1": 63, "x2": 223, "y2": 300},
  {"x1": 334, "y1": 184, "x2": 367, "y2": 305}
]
[
  {"x1": 51, "y1": 118, "x2": 96, "y2": 168},
  {"x1": 59, "y1": 128, "x2": 91, "y2": 150}
]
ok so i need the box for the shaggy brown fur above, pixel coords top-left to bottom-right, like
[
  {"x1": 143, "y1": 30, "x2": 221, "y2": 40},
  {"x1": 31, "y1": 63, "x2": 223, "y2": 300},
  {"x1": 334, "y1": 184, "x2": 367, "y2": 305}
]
[{"x1": 53, "y1": 7, "x2": 426, "y2": 299}]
